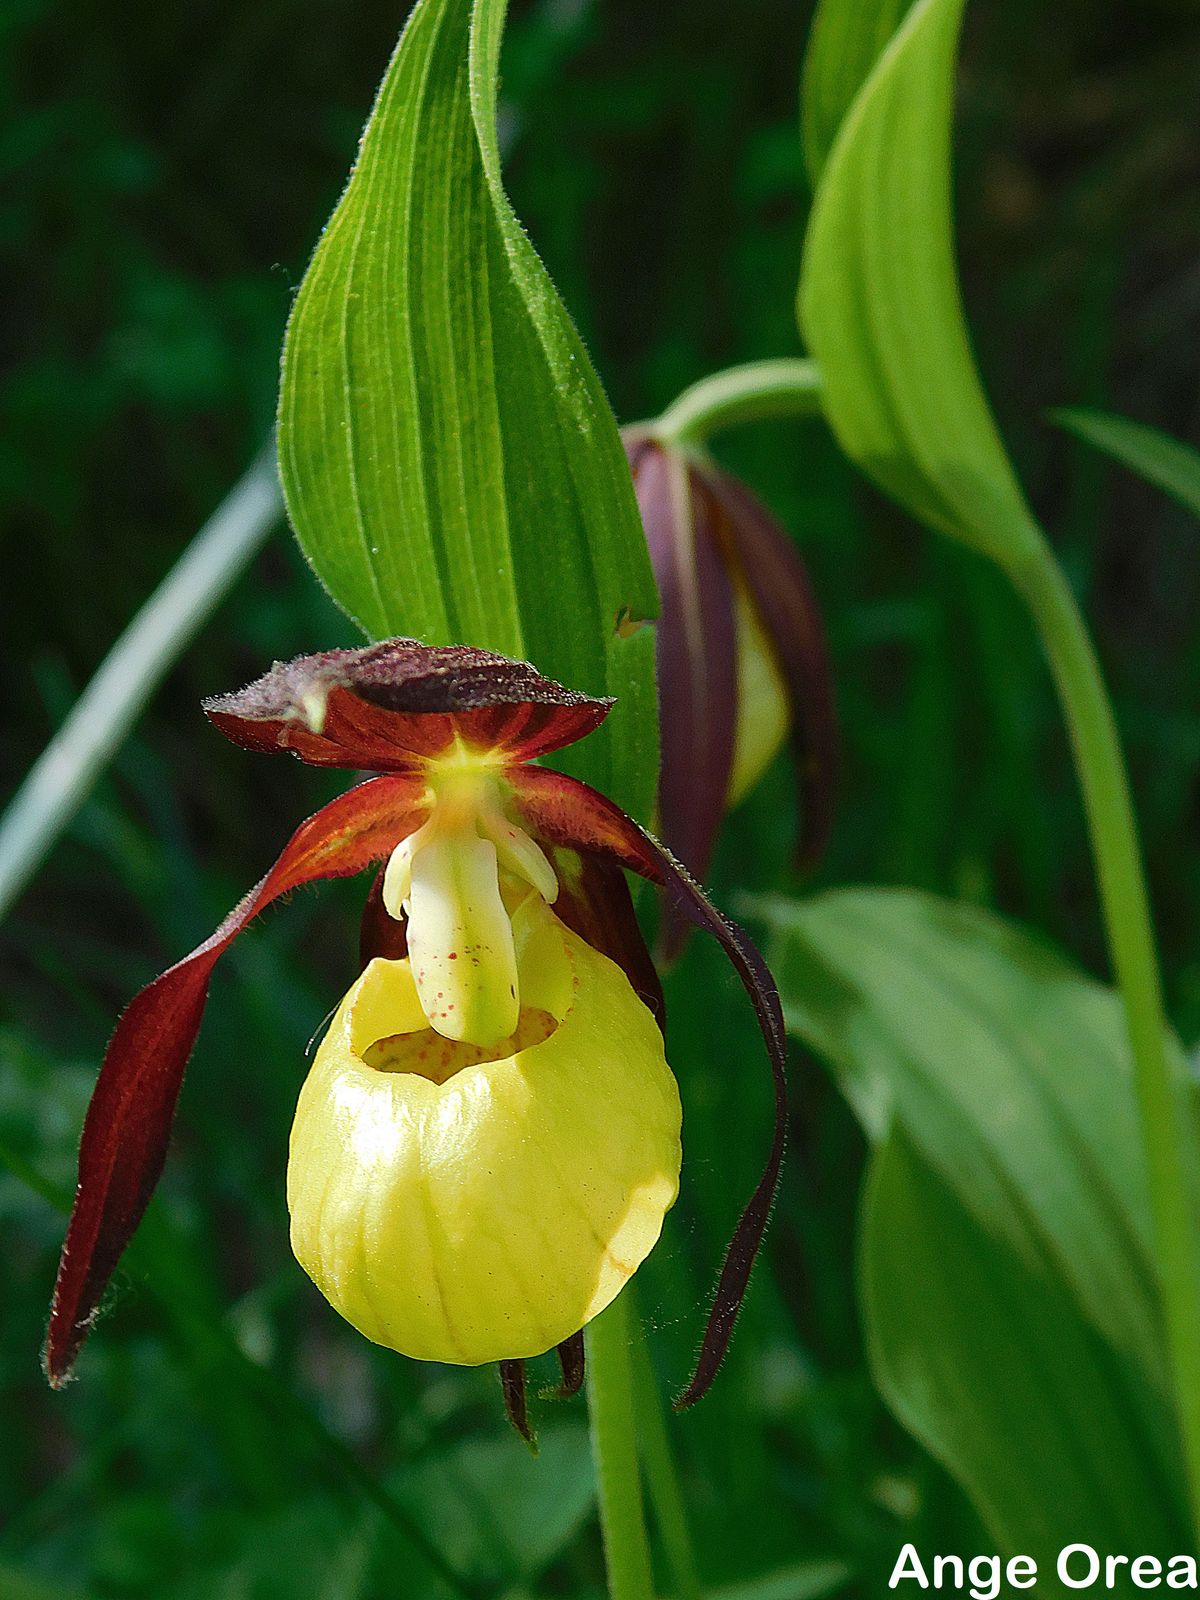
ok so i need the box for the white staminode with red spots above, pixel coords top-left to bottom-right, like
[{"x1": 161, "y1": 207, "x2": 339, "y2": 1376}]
[{"x1": 381, "y1": 743, "x2": 560, "y2": 1048}]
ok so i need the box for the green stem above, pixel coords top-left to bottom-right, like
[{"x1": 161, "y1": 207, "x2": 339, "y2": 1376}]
[
  {"x1": 650, "y1": 359, "x2": 823, "y2": 448},
  {"x1": 1012, "y1": 536, "x2": 1200, "y2": 1528},
  {"x1": 629, "y1": 1307, "x2": 703, "y2": 1600},
  {"x1": 587, "y1": 1292, "x2": 656, "y2": 1600}
]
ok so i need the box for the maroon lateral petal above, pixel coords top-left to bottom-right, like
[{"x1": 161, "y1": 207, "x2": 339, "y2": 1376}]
[
  {"x1": 510, "y1": 765, "x2": 788, "y2": 1408},
  {"x1": 550, "y1": 846, "x2": 664, "y2": 1028},
  {"x1": 627, "y1": 440, "x2": 737, "y2": 901},
  {"x1": 45, "y1": 774, "x2": 428, "y2": 1387},
  {"x1": 359, "y1": 867, "x2": 410, "y2": 967},
  {"x1": 705, "y1": 468, "x2": 838, "y2": 870},
  {"x1": 203, "y1": 640, "x2": 612, "y2": 772}
]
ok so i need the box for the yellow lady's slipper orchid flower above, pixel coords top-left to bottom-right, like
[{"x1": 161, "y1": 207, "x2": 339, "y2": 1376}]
[{"x1": 46, "y1": 640, "x2": 787, "y2": 1437}]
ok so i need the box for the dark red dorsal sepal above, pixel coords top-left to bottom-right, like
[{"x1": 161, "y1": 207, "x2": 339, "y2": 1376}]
[{"x1": 204, "y1": 641, "x2": 613, "y2": 773}]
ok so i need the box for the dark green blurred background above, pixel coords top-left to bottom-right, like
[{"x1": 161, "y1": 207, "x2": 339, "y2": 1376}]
[{"x1": 3, "y1": 0, "x2": 1199, "y2": 1594}]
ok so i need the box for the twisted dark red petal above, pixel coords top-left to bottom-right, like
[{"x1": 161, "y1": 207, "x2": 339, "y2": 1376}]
[
  {"x1": 706, "y1": 469, "x2": 838, "y2": 870},
  {"x1": 45, "y1": 774, "x2": 428, "y2": 1387},
  {"x1": 509, "y1": 765, "x2": 788, "y2": 1409},
  {"x1": 203, "y1": 639, "x2": 612, "y2": 772},
  {"x1": 630, "y1": 443, "x2": 737, "y2": 910},
  {"x1": 359, "y1": 866, "x2": 410, "y2": 966}
]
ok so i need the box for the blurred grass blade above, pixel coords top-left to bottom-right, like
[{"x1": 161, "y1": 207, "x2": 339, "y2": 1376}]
[
  {"x1": 798, "y1": 0, "x2": 1040, "y2": 567},
  {"x1": 1053, "y1": 407, "x2": 1200, "y2": 522},
  {"x1": 801, "y1": 0, "x2": 912, "y2": 183},
  {"x1": 0, "y1": 447, "x2": 281, "y2": 923},
  {"x1": 759, "y1": 888, "x2": 1193, "y2": 1557},
  {"x1": 278, "y1": 0, "x2": 658, "y2": 821}
]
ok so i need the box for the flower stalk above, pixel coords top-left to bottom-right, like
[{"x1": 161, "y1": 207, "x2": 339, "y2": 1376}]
[
  {"x1": 651, "y1": 359, "x2": 824, "y2": 449},
  {"x1": 629, "y1": 1292, "x2": 703, "y2": 1600},
  {"x1": 587, "y1": 1292, "x2": 656, "y2": 1600}
]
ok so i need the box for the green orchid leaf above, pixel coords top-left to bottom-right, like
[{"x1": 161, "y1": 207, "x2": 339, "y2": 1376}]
[
  {"x1": 801, "y1": 0, "x2": 913, "y2": 184},
  {"x1": 1053, "y1": 407, "x2": 1200, "y2": 524},
  {"x1": 278, "y1": 0, "x2": 658, "y2": 820},
  {"x1": 757, "y1": 888, "x2": 1193, "y2": 1558},
  {"x1": 798, "y1": 0, "x2": 1040, "y2": 568},
  {"x1": 863, "y1": 1126, "x2": 1185, "y2": 1575}
]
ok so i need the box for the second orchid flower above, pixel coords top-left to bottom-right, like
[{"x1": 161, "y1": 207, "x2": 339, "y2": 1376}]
[{"x1": 625, "y1": 430, "x2": 838, "y2": 953}]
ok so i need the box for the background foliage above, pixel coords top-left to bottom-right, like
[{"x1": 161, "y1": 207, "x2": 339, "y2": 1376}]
[{"x1": 3, "y1": 0, "x2": 1200, "y2": 1593}]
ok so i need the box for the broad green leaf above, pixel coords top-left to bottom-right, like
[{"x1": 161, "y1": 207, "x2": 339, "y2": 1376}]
[
  {"x1": 863, "y1": 1127, "x2": 1186, "y2": 1575},
  {"x1": 278, "y1": 0, "x2": 658, "y2": 820},
  {"x1": 757, "y1": 888, "x2": 1191, "y2": 1553},
  {"x1": 798, "y1": 0, "x2": 1040, "y2": 567},
  {"x1": 1053, "y1": 407, "x2": 1200, "y2": 523},
  {"x1": 801, "y1": 0, "x2": 912, "y2": 183}
]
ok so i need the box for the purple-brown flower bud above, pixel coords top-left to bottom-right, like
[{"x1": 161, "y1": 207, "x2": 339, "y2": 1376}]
[{"x1": 624, "y1": 431, "x2": 838, "y2": 931}]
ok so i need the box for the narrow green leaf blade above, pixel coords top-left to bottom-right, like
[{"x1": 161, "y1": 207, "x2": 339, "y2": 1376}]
[
  {"x1": 801, "y1": 0, "x2": 912, "y2": 184},
  {"x1": 1053, "y1": 407, "x2": 1200, "y2": 523},
  {"x1": 758, "y1": 888, "x2": 1192, "y2": 1554},
  {"x1": 278, "y1": 0, "x2": 658, "y2": 818},
  {"x1": 798, "y1": 0, "x2": 1039, "y2": 566}
]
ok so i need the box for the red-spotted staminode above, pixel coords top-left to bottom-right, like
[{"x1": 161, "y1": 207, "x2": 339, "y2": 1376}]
[{"x1": 45, "y1": 640, "x2": 787, "y2": 1437}]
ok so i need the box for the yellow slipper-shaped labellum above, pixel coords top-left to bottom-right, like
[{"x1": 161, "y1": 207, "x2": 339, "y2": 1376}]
[{"x1": 287, "y1": 896, "x2": 682, "y2": 1364}]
